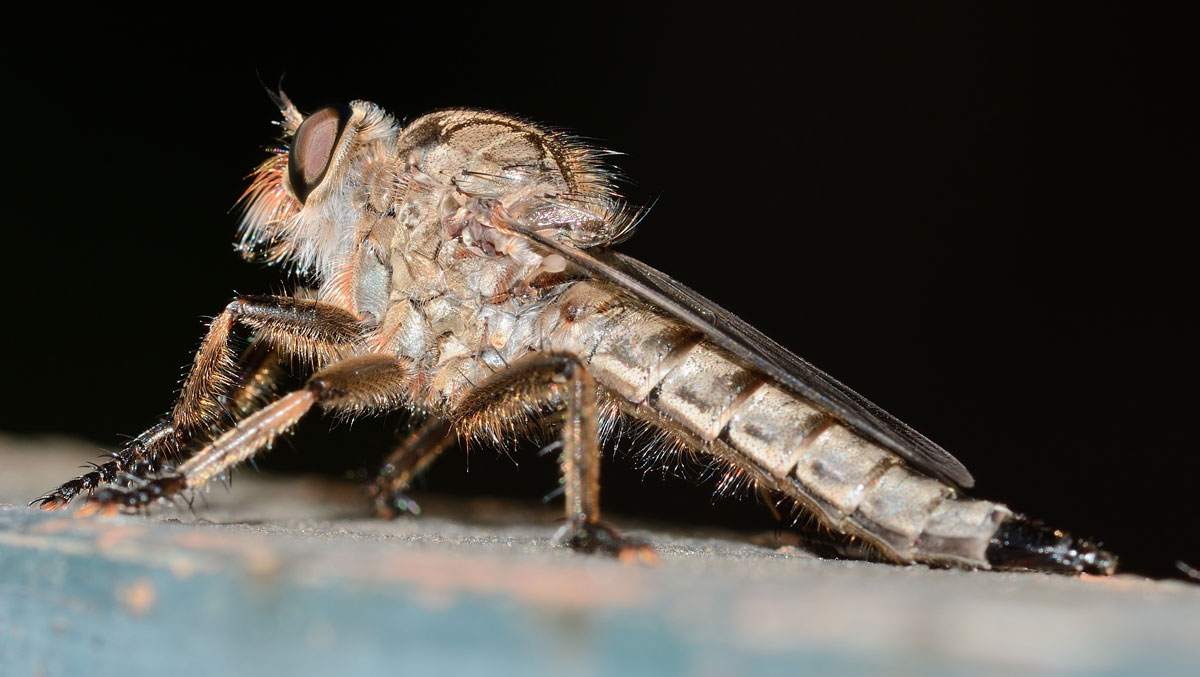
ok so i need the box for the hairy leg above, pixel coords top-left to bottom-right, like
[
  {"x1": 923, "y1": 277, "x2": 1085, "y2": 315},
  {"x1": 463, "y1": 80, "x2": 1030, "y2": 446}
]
[
  {"x1": 455, "y1": 354, "x2": 653, "y2": 561},
  {"x1": 225, "y1": 340, "x2": 291, "y2": 419},
  {"x1": 33, "y1": 295, "x2": 364, "y2": 509},
  {"x1": 80, "y1": 354, "x2": 413, "y2": 513},
  {"x1": 369, "y1": 417, "x2": 455, "y2": 518},
  {"x1": 169, "y1": 295, "x2": 364, "y2": 432}
]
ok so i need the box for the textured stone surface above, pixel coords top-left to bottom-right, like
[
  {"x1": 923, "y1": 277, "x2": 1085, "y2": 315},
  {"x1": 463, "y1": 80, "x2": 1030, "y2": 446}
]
[{"x1": 1, "y1": 435, "x2": 1197, "y2": 676}]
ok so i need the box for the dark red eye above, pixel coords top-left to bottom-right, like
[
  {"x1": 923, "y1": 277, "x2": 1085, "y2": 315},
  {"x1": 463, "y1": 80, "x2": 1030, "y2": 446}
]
[{"x1": 288, "y1": 104, "x2": 351, "y2": 204}]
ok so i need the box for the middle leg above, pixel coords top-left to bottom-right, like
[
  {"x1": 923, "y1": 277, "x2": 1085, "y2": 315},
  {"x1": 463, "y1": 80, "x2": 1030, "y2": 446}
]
[{"x1": 369, "y1": 417, "x2": 455, "y2": 518}]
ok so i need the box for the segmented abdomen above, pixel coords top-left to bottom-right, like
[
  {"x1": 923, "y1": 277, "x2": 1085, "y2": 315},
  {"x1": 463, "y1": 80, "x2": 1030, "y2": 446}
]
[{"x1": 541, "y1": 280, "x2": 1011, "y2": 568}]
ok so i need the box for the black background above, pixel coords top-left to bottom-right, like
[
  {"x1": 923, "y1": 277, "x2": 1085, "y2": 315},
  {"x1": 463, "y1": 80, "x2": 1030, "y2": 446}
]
[{"x1": 3, "y1": 5, "x2": 1194, "y2": 578}]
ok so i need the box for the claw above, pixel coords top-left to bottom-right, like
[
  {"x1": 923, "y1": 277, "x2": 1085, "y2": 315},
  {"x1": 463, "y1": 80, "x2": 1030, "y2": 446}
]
[
  {"x1": 373, "y1": 487, "x2": 422, "y2": 519},
  {"x1": 553, "y1": 521, "x2": 657, "y2": 564},
  {"x1": 29, "y1": 477, "x2": 87, "y2": 510},
  {"x1": 31, "y1": 494, "x2": 68, "y2": 511},
  {"x1": 71, "y1": 475, "x2": 187, "y2": 517}
]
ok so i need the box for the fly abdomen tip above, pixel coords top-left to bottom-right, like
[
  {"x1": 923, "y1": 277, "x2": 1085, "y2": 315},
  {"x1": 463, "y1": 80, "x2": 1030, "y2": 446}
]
[{"x1": 986, "y1": 514, "x2": 1118, "y2": 576}]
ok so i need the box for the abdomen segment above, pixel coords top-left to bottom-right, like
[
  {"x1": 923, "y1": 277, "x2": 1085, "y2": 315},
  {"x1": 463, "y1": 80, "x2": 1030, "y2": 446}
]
[{"x1": 544, "y1": 281, "x2": 1115, "y2": 573}]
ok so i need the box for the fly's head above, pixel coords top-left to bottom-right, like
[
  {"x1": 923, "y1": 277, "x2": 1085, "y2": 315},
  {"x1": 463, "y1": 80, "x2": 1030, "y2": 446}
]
[{"x1": 237, "y1": 96, "x2": 402, "y2": 282}]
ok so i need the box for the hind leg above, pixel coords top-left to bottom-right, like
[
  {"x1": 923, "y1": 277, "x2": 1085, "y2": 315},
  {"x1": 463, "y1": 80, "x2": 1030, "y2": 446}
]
[{"x1": 455, "y1": 353, "x2": 654, "y2": 561}]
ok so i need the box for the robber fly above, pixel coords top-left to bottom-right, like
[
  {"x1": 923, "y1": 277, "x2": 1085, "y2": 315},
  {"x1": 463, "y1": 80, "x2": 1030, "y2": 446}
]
[{"x1": 34, "y1": 94, "x2": 1115, "y2": 575}]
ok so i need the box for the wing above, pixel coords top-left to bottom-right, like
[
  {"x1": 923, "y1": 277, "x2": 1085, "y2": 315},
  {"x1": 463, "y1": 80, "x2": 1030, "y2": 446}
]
[{"x1": 511, "y1": 225, "x2": 975, "y2": 488}]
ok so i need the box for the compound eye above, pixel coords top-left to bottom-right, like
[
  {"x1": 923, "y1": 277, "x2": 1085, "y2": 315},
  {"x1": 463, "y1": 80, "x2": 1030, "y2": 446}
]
[{"x1": 288, "y1": 104, "x2": 352, "y2": 204}]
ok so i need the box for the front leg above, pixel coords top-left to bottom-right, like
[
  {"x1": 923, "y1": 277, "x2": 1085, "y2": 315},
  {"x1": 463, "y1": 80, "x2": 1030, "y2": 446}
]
[
  {"x1": 80, "y1": 354, "x2": 414, "y2": 513},
  {"x1": 455, "y1": 354, "x2": 654, "y2": 562},
  {"x1": 33, "y1": 295, "x2": 364, "y2": 509}
]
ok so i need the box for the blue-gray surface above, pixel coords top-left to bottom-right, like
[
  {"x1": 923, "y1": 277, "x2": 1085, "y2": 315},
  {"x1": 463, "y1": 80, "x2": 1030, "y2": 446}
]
[{"x1": 1, "y1": 437, "x2": 1197, "y2": 677}]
